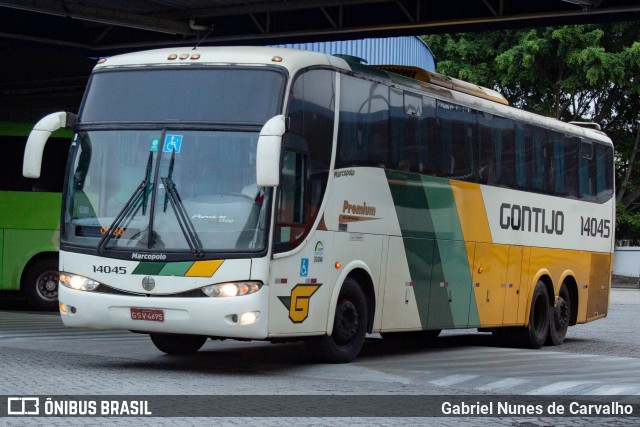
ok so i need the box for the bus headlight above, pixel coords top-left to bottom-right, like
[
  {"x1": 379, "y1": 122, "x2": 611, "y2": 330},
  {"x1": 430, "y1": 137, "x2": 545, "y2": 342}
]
[
  {"x1": 201, "y1": 281, "x2": 262, "y2": 297},
  {"x1": 59, "y1": 273, "x2": 102, "y2": 291}
]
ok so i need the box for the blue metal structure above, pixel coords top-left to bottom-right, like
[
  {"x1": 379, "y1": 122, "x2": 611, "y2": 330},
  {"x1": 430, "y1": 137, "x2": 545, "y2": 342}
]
[{"x1": 270, "y1": 36, "x2": 436, "y2": 71}]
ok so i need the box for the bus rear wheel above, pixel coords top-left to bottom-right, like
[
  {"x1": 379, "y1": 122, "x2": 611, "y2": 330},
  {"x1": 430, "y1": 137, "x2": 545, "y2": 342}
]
[
  {"x1": 306, "y1": 277, "x2": 368, "y2": 363},
  {"x1": 513, "y1": 280, "x2": 550, "y2": 349},
  {"x1": 149, "y1": 333, "x2": 207, "y2": 355},
  {"x1": 23, "y1": 258, "x2": 59, "y2": 311},
  {"x1": 547, "y1": 284, "x2": 570, "y2": 346}
]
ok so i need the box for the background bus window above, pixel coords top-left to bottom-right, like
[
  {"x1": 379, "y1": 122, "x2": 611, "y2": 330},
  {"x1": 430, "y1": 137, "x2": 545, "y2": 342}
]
[{"x1": 0, "y1": 134, "x2": 70, "y2": 192}]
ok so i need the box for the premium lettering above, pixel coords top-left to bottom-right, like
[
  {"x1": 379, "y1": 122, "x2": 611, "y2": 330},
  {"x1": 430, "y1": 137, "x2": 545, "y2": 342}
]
[{"x1": 343, "y1": 200, "x2": 376, "y2": 216}]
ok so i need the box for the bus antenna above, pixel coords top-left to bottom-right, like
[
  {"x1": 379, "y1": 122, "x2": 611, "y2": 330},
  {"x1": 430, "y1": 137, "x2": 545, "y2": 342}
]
[{"x1": 193, "y1": 25, "x2": 215, "y2": 50}]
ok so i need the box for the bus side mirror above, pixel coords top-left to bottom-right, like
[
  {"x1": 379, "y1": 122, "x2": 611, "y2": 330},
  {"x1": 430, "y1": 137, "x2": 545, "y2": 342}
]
[
  {"x1": 256, "y1": 115, "x2": 286, "y2": 187},
  {"x1": 23, "y1": 111, "x2": 77, "y2": 179}
]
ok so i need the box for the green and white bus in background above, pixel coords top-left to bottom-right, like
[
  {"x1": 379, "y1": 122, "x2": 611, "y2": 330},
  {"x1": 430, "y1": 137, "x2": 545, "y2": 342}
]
[
  {"x1": 24, "y1": 47, "x2": 614, "y2": 362},
  {"x1": 0, "y1": 121, "x2": 69, "y2": 309}
]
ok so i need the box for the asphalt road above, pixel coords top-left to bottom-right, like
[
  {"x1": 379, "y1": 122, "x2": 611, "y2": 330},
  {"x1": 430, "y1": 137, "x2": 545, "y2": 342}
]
[{"x1": 0, "y1": 288, "x2": 638, "y2": 426}]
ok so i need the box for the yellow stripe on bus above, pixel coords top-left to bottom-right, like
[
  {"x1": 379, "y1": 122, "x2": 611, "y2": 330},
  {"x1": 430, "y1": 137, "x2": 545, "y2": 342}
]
[
  {"x1": 185, "y1": 260, "x2": 224, "y2": 277},
  {"x1": 450, "y1": 181, "x2": 493, "y2": 244}
]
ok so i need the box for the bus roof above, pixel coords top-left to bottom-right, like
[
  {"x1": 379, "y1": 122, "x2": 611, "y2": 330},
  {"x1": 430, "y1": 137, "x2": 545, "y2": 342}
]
[
  {"x1": 94, "y1": 46, "x2": 352, "y2": 74},
  {"x1": 94, "y1": 46, "x2": 611, "y2": 146}
]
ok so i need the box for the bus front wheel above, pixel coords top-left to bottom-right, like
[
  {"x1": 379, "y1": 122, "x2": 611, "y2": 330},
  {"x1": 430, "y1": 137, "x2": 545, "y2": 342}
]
[
  {"x1": 23, "y1": 258, "x2": 59, "y2": 311},
  {"x1": 150, "y1": 333, "x2": 207, "y2": 355},
  {"x1": 306, "y1": 277, "x2": 368, "y2": 363}
]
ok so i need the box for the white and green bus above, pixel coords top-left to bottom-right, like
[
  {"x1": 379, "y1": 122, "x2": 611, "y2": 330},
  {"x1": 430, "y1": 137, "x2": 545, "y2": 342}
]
[
  {"x1": 24, "y1": 47, "x2": 614, "y2": 362},
  {"x1": 0, "y1": 122, "x2": 69, "y2": 309}
]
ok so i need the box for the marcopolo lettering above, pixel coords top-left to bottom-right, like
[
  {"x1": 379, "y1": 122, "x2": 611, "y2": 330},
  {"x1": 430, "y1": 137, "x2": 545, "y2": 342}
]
[
  {"x1": 334, "y1": 169, "x2": 355, "y2": 178},
  {"x1": 499, "y1": 203, "x2": 564, "y2": 235},
  {"x1": 131, "y1": 253, "x2": 167, "y2": 261}
]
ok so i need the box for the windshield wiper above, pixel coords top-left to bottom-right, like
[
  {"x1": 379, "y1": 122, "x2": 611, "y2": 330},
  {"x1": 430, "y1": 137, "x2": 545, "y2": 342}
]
[
  {"x1": 161, "y1": 150, "x2": 204, "y2": 257},
  {"x1": 97, "y1": 151, "x2": 153, "y2": 253}
]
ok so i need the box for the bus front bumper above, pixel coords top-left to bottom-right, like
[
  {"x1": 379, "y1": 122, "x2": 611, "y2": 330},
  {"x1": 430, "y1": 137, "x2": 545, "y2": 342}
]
[{"x1": 58, "y1": 285, "x2": 269, "y2": 339}]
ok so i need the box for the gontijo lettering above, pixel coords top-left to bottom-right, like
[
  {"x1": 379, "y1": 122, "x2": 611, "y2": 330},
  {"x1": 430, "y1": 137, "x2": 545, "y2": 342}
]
[{"x1": 499, "y1": 202, "x2": 564, "y2": 235}]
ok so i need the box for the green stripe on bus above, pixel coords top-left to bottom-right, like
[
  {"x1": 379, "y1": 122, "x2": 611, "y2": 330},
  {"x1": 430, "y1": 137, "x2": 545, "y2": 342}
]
[
  {"x1": 158, "y1": 262, "x2": 193, "y2": 276},
  {"x1": 386, "y1": 170, "x2": 436, "y2": 239},
  {"x1": 386, "y1": 171, "x2": 480, "y2": 329},
  {"x1": 132, "y1": 262, "x2": 166, "y2": 275},
  {"x1": 421, "y1": 176, "x2": 479, "y2": 327}
]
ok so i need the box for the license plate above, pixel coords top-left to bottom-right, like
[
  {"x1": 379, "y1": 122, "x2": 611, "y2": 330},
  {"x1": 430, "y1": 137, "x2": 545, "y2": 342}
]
[{"x1": 130, "y1": 307, "x2": 164, "y2": 322}]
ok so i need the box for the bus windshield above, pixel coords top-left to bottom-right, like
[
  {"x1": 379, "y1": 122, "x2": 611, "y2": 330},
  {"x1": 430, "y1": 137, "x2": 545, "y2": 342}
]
[
  {"x1": 61, "y1": 66, "x2": 285, "y2": 257},
  {"x1": 80, "y1": 67, "x2": 284, "y2": 125},
  {"x1": 64, "y1": 129, "x2": 270, "y2": 256}
]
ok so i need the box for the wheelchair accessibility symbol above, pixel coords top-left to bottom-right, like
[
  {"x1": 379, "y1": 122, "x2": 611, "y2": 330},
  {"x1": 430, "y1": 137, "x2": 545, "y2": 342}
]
[
  {"x1": 300, "y1": 258, "x2": 309, "y2": 277},
  {"x1": 163, "y1": 134, "x2": 183, "y2": 153}
]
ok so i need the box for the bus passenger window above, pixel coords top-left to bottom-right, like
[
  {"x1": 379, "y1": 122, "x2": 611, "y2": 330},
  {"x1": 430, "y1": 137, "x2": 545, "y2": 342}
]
[
  {"x1": 579, "y1": 140, "x2": 596, "y2": 200},
  {"x1": 276, "y1": 150, "x2": 306, "y2": 244},
  {"x1": 563, "y1": 137, "x2": 579, "y2": 198},
  {"x1": 595, "y1": 144, "x2": 614, "y2": 202},
  {"x1": 276, "y1": 68, "x2": 334, "y2": 253}
]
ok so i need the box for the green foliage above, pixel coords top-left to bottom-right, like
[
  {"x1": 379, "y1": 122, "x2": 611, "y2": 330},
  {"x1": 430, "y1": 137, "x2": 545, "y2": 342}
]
[
  {"x1": 423, "y1": 23, "x2": 640, "y2": 240},
  {"x1": 616, "y1": 206, "x2": 640, "y2": 243}
]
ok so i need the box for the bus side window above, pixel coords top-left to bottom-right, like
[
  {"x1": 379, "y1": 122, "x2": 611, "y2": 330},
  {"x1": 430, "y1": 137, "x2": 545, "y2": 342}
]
[
  {"x1": 436, "y1": 100, "x2": 476, "y2": 181},
  {"x1": 478, "y1": 112, "x2": 513, "y2": 186},
  {"x1": 579, "y1": 140, "x2": 596, "y2": 200},
  {"x1": 421, "y1": 96, "x2": 436, "y2": 175},
  {"x1": 595, "y1": 143, "x2": 614, "y2": 203},
  {"x1": 563, "y1": 137, "x2": 579, "y2": 198},
  {"x1": 337, "y1": 75, "x2": 390, "y2": 168},
  {"x1": 390, "y1": 90, "x2": 422, "y2": 172},
  {"x1": 276, "y1": 146, "x2": 307, "y2": 245},
  {"x1": 275, "y1": 68, "x2": 334, "y2": 253}
]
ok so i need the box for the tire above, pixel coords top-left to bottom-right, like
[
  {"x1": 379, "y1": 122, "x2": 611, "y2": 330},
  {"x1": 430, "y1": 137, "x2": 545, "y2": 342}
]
[
  {"x1": 513, "y1": 280, "x2": 550, "y2": 349},
  {"x1": 546, "y1": 284, "x2": 570, "y2": 346},
  {"x1": 23, "y1": 258, "x2": 59, "y2": 310},
  {"x1": 306, "y1": 277, "x2": 368, "y2": 363},
  {"x1": 150, "y1": 333, "x2": 207, "y2": 355}
]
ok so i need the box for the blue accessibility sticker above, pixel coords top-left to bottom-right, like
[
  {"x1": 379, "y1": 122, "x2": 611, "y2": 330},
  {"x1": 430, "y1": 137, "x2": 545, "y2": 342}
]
[
  {"x1": 163, "y1": 134, "x2": 183, "y2": 153},
  {"x1": 300, "y1": 258, "x2": 309, "y2": 277}
]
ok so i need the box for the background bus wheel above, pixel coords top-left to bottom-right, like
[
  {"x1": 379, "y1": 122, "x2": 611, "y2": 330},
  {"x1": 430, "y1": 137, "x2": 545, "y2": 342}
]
[
  {"x1": 150, "y1": 333, "x2": 207, "y2": 355},
  {"x1": 23, "y1": 258, "x2": 59, "y2": 310},
  {"x1": 513, "y1": 281, "x2": 550, "y2": 349},
  {"x1": 306, "y1": 277, "x2": 368, "y2": 363},
  {"x1": 547, "y1": 284, "x2": 570, "y2": 346}
]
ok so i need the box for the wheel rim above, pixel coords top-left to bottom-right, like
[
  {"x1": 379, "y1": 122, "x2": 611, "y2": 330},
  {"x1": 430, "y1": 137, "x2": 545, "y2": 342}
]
[
  {"x1": 333, "y1": 299, "x2": 359, "y2": 345},
  {"x1": 36, "y1": 271, "x2": 59, "y2": 301},
  {"x1": 554, "y1": 296, "x2": 569, "y2": 330}
]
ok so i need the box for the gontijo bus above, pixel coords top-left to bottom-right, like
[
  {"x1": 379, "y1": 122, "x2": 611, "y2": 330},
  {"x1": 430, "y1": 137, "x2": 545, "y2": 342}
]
[{"x1": 23, "y1": 47, "x2": 614, "y2": 362}]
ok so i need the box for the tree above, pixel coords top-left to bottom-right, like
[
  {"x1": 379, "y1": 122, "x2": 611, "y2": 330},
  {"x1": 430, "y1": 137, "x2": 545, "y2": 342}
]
[{"x1": 424, "y1": 23, "x2": 640, "y2": 240}]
